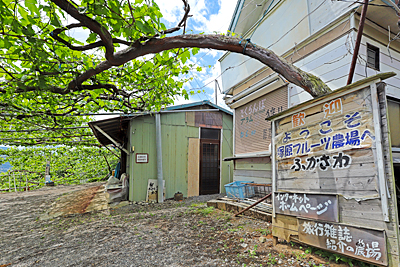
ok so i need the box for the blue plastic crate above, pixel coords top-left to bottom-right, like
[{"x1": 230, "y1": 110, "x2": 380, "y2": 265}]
[{"x1": 224, "y1": 181, "x2": 255, "y2": 199}]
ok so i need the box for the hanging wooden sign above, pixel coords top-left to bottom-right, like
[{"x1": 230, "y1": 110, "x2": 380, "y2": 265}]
[
  {"x1": 274, "y1": 87, "x2": 377, "y2": 197},
  {"x1": 274, "y1": 192, "x2": 338, "y2": 222},
  {"x1": 298, "y1": 218, "x2": 387, "y2": 266}
]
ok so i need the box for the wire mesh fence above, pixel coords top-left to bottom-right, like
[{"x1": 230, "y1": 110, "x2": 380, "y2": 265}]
[{"x1": 243, "y1": 183, "x2": 272, "y2": 204}]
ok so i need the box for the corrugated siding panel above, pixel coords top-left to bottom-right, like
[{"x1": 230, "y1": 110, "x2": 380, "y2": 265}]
[
  {"x1": 235, "y1": 87, "x2": 288, "y2": 154},
  {"x1": 161, "y1": 113, "x2": 190, "y2": 198},
  {"x1": 129, "y1": 117, "x2": 157, "y2": 202},
  {"x1": 220, "y1": 113, "x2": 234, "y2": 192}
]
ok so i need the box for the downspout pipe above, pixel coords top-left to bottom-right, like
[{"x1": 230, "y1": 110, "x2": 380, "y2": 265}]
[
  {"x1": 228, "y1": 0, "x2": 245, "y2": 33},
  {"x1": 155, "y1": 113, "x2": 164, "y2": 203},
  {"x1": 347, "y1": 0, "x2": 369, "y2": 85}
]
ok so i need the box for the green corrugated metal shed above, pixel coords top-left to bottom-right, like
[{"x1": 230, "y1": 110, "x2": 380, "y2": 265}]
[{"x1": 90, "y1": 101, "x2": 233, "y2": 202}]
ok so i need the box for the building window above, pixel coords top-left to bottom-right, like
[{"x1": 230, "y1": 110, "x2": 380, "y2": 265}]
[
  {"x1": 201, "y1": 128, "x2": 220, "y2": 140},
  {"x1": 367, "y1": 43, "x2": 380, "y2": 71},
  {"x1": 388, "y1": 98, "x2": 400, "y2": 148}
]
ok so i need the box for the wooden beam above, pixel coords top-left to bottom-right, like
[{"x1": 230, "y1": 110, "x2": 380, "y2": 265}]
[
  {"x1": 370, "y1": 82, "x2": 390, "y2": 222},
  {"x1": 93, "y1": 125, "x2": 129, "y2": 154}
]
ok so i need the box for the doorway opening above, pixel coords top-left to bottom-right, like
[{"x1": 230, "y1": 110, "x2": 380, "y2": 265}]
[{"x1": 199, "y1": 128, "x2": 220, "y2": 195}]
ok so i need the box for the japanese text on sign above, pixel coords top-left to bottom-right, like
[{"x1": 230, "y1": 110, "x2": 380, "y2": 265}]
[
  {"x1": 290, "y1": 152, "x2": 351, "y2": 172},
  {"x1": 136, "y1": 153, "x2": 148, "y2": 163},
  {"x1": 274, "y1": 193, "x2": 338, "y2": 222},
  {"x1": 236, "y1": 87, "x2": 287, "y2": 154},
  {"x1": 277, "y1": 108, "x2": 375, "y2": 161},
  {"x1": 240, "y1": 106, "x2": 283, "y2": 137},
  {"x1": 299, "y1": 219, "x2": 387, "y2": 265},
  {"x1": 292, "y1": 112, "x2": 306, "y2": 128},
  {"x1": 324, "y1": 98, "x2": 342, "y2": 118}
]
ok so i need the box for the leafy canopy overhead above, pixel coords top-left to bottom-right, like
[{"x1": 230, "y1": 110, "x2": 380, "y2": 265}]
[
  {"x1": 0, "y1": 0, "x2": 200, "y2": 145},
  {"x1": 0, "y1": 0, "x2": 330, "y2": 146}
]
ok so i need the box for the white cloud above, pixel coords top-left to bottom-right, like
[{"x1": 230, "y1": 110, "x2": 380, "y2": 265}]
[
  {"x1": 155, "y1": 0, "x2": 236, "y2": 34},
  {"x1": 155, "y1": 0, "x2": 184, "y2": 24},
  {"x1": 203, "y1": 0, "x2": 237, "y2": 33}
]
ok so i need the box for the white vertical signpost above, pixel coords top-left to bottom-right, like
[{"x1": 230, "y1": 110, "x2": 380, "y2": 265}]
[{"x1": 45, "y1": 160, "x2": 53, "y2": 185}]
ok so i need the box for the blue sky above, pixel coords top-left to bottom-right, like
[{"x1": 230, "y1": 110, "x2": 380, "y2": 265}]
[{"x1": 154, "y1": 0, "x2": 236, "y2": 110}]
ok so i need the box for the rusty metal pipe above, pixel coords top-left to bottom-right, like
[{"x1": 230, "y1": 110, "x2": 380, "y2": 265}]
[
  {"x1": 234, "y1": 192, "x2": 272, "y2": 217},
  {"x1": 347, "y1": 0, "x2": 369, "y2": 85}
]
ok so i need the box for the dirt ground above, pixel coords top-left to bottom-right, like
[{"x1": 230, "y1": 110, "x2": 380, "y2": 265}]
[{"x1": 0, "y1": 183, "x2": 356, "y2": 267}]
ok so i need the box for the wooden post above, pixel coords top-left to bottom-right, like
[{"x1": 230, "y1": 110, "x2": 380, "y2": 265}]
[
  {"x1": 347, "y1": 0, "x2": 369, "y2": 85},
  {"x1": 13, "y1": 172, "x2": 16, "y2": 192},
  {"x1": 273, "y1": 236, "x2": 278, "y2": 246},
  {"x1": 370, "y1": 82, "x2": 390, "y2": 222},
  {"x1": 25, "y1": 174, "x2": 28, "y2": 191},
  {"x1": 271, "y1": 120, "x2": 276, "y2": 218},
  {"x1": 8, "y1": 173, "x2": 11, "y2": 192}
]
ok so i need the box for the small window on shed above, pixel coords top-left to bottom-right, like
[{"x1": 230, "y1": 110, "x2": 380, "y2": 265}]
[
  {"x1": 367, "y1": 43, "x2": 380, "y2": 71},
  {"x1": 201, "y1": 128, "x2": 220, "y2": 140}
]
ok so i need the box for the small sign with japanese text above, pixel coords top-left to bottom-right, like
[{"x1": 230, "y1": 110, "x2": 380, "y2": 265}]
[
  {"x1": 298, "y1": 218, "x2": 387, "y2": 266},
  {"x1": 136, "y1": 153, "x2": 148, "y2": 163},
  {"x1": 274, "y1": 193, "x2": 338, "y2": 222}
]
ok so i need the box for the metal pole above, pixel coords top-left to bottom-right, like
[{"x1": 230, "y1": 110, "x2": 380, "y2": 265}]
[
  {"x1": 228, "y1": 164, "x2": 231, "y2": 183},
  {"x1": 347, "y1": 0, "x2": 369, "y2": 85},
  {"x1": 9, "y1": 172, "x2": 11, "y2": 192},
  {"x1": 26, "y1": 174, "x2": 28, "y2": 191},
  {"x1": 155, "y1": 113, "x2": 164, "y2": 203},
  {"x1": 234, "y1": 193, "x2": 272, "y2": 217},
  {"x1": 215, "y1": 80, "x2": 218, "y2": 105}
]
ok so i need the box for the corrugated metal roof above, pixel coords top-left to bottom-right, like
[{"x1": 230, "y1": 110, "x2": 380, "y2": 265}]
[
  {"x1": 165, "y1": 100, "x2": 232, "y2": 115},
  {"x1": 89, "y1": 101, "x2": 232, "y2": 147},
  {"x1": 88, "y1": 116, "x2": 130, "y2": 147}
]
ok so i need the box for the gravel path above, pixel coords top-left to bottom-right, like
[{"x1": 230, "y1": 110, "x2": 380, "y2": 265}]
[{"x1": 0, "y1": 183, "x2": 350, "y2": 267}]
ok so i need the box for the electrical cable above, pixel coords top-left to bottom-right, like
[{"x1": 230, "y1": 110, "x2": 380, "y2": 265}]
[{"x1": 335, "y1": 0, "x2": 393, "y2": 8}]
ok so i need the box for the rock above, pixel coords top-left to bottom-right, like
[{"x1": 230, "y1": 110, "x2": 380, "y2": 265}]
[
  {"x1": 240, "y1": 243, "x2": 248, "y2": 248},
  {"x1": 113, "y1": 201, "x2": 130, "y2": 209},
  {"x1": 278, "y1": 259, "x2": 283, "y2": 264},
  {"x1": 259, "y1": 236, "x2": 267, "y2": 243}
]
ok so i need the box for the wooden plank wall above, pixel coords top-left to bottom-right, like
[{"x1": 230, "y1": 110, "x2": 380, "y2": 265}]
[
  {"x1": 187, "y1": 138, "x2": 200, "y2": 197},
  {"x1": 233, "y1": 157, "x2": 272, "y2": 184},
  {"x1": 276, "y1": 87, "x2": 378, "y2": 197},
  {"x1": 272, "y1": 84, "x2": 400, "y2": 266},
  {"x1": 233, "y1": 169, "x2": 272, "y2": 184}
]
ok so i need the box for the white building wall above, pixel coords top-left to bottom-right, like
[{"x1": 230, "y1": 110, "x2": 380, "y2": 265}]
[
  {"x1": 289, "y1": 33, "x2": 354, "y2": 107},
  {"x1": 356, "y1": 36, "x2": 400, "y2": 99},
  {"x1": 307, "y1": 0, "x2": 355, "y2": 35},
  {"x1": 288, "y1": 28, "x2": 400, "y2": 107},
  {"x1": 222, "y1": 0, "x2": 400, "y2": 105},
  {"x1": 220, "y1": 0, "x2": 310, "y2": 92}
]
